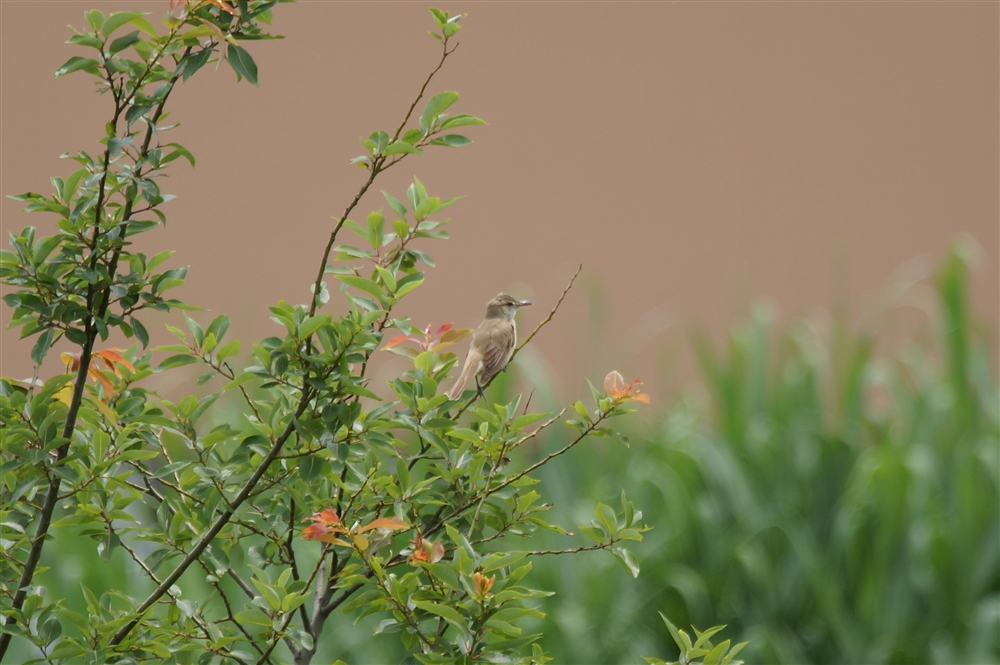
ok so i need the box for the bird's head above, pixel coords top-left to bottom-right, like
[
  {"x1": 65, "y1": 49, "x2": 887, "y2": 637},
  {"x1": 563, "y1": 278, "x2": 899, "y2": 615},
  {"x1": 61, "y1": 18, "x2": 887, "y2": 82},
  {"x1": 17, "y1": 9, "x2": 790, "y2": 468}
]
[{"x1": 485, "y1": 293, "x2": 532, "y2": 321}]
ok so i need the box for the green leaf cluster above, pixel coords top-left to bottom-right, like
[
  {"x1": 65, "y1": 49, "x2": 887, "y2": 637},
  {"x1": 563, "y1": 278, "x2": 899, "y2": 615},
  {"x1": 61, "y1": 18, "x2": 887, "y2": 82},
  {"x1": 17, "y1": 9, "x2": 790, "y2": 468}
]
[{"x1": 645, "y1": 615, "x2": 748, "y2": 665}]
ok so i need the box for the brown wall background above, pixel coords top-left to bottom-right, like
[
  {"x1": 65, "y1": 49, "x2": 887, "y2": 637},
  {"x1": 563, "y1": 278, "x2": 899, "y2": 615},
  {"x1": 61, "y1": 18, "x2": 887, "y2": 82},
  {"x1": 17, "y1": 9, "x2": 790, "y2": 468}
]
[{"x1": 2, "y1": 1, "x2": 997, "y2": 399}]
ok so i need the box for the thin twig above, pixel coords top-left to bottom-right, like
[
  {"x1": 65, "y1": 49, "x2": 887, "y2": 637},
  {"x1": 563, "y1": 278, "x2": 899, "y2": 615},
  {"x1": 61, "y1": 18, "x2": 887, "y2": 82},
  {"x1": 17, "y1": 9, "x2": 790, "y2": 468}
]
[
  {"x1": 527, "y1": 541, "x2": 617, "y2": 557},
  {"x1": 515, "y1": 264, "x2": 583, "y2": 361}
]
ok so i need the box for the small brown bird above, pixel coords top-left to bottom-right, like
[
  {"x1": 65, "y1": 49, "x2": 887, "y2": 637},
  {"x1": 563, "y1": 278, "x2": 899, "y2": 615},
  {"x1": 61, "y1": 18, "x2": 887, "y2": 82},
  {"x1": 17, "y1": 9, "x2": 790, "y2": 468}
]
[{"x1": 446, "y1": 293, "x2": 531, "y2": 400}]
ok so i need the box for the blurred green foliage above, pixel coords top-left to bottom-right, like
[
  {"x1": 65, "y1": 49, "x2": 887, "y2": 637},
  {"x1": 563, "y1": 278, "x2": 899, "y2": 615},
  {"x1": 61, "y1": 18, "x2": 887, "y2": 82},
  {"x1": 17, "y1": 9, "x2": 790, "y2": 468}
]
[{"x1": 526, "y1": 247, "x2": 998, "y2": 664}]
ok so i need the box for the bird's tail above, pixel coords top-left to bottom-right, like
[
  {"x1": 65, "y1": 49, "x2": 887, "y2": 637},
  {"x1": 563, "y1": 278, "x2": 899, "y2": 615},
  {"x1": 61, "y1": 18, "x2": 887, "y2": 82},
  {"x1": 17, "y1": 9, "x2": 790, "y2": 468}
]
[{"x1": 446, "y1": 354, "x2": 480, "y2": 401}]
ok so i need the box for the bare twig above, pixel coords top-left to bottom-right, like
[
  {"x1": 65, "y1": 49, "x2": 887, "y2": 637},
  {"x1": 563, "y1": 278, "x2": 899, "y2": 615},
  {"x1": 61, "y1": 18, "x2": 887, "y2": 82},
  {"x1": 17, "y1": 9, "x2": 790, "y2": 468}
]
[
  {"x1": 527, "y1": 541, "x2": 617, "y2": 557},
  {"x1": 514, "y1": 264, "x2": 583, "y2": 361}
]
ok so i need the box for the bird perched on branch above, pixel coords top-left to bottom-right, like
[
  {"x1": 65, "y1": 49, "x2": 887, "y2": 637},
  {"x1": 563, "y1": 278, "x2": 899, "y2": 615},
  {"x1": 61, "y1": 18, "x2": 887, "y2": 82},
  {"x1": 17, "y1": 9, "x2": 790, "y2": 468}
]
[{"x1": 446, "y1": 293, "x2": 531, "y2": 400}]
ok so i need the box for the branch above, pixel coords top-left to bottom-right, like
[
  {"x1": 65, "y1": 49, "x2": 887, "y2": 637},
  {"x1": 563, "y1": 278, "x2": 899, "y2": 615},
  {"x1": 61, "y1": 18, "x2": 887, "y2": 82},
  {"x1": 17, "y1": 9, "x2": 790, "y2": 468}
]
[
  {"x1": 307, "y1": 33, "x2": 457, "y2": 320},
  {"x1": 391, "y1": 38, "x2": 457, "y2": 141},
  {"x1": 425, "y1": 410, "x2": 606, "y2": 541},
  {"x1": 513, "y1": 263, "x2": 582, "y2": 362},
  {"x1": 527, "y1": 540, "x2": 616, "y2": 557}
]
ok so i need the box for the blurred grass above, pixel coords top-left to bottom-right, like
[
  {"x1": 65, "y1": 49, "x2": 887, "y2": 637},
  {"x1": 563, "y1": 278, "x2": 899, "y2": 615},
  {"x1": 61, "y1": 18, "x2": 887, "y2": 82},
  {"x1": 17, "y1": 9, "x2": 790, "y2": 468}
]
[
  {"x1": 522, "y1": 247, "x2": 999, "y2": 664},
  {"x1": 11, "y1": 247, "x2": 997, "y2": 664}
]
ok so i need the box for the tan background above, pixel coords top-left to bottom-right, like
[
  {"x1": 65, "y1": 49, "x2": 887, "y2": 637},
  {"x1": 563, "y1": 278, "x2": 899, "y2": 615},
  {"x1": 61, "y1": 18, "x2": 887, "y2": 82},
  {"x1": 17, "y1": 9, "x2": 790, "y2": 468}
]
[{"x1": 2, "y1": 1, "x2": 997, "y2": 399}]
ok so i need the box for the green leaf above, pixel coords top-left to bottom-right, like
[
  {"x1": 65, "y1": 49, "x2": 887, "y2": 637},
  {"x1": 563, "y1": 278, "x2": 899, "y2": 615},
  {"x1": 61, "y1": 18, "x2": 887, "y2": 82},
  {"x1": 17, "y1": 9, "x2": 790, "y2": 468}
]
[
  {"x1": 298, "y1": 314, "x2": 331, "y2": 340},
  {"x1": 366, "y1": 210, "x2": 384, "y2": 248},
  {"x1": 147, "y1": 250, "x2": 175, "y2": 272},
  {"x1": 55, "y1": 57, "x2": 100, "y2": 78},
  {"x1": 101, "y1": 11, "x2": 146, "y2": 38},
  {"x1": 368, "y1": 130, "x2": 389, "y2": 154},
  {"x1": 396, "y1": 456, "x2": 410, "y2": 492},
  {"x1": 693, "y1": 625, "x2": 726, "y2": 650},
  {"x1": 86, "y1": 9, "x2": 105, "y2": 32},
  {"x1": 179, "y1": 47, "x2": 213, "y2": 82},
  {"x1": 375, "y1": 267, "x2": 397, "y2": 294},
  {"x1": 130, "y1": 317, "x2": 149, "y2": 348},
  {"x1": 226, "y1": 44, "x2": 258, "y2": 85},
  {"x1": 395, "y1": 277, "x2": 424, "y2": 298},
  {"x1": 596, "y1": 503, "x2": 618, "y2": 536},
  {"x1": 429, "y1": 8, "x2": 449, "y2": 28},
  {"x1": 337, "y1": 275, "x2": 383, "y2": 300},
  {"x1": 206, "y1": 315, "x2": 230, "y2": 344},
  {"x1": 659, "y1": 613, "x2": 692, "y2": 653},
  {"x1": 441, "y1": 114, "x2": 487, "y2": 129},
  {"x1": 429, "y1": 134, "x2": 472, "y2": 147},
  {"x1": 412, "y1": 601, "x2": 468, "y2": 632},
  {"x1": 419, "y1": 91, "x2": 459, "y2": 133},
  {"x1": 445, "y1": 524, "x2": 477, "y2": 561},
  {"x1": 703, "y1": 639, "x2": 730, "y2": 665},
  {"x1": 299, "y1": 455, "x2": 325, "y2": 480},
  {"x1": 68, "y1": 33, "x2": 103, "y2": 50},
  {"x1": 108, "y1": 31, "x2": 140, "y2": 56},
  {"x1": 129, "y1": 16, "x2": 157, "y2": 37},
  {"x1": 157, "y1": 354, "x2": 198, "y2": 370},
  {"x1": 382, "y1": 191, "x2": 408, "y2": 220},
  {"x1": 722, "y1": 641, "x2": 749, "y2": 665},
  {"x1": 162, "y1": 143, "x2": 195, "y2": 167},
  {"x1": 30, "y1": 329, "x2": 54, "y2": 366},
  {"x1": 216, "y1": 339, "x2": 241, "y2": 361},
  {"x1": 385, "y1": 141, "x2": 421, "y2": 155},
  {"x1": 31, "y1": 235, "x2": 63, "y2": 265},
  {"x1": 612, "y1": 547, "x2": 640, "y2": 578}
]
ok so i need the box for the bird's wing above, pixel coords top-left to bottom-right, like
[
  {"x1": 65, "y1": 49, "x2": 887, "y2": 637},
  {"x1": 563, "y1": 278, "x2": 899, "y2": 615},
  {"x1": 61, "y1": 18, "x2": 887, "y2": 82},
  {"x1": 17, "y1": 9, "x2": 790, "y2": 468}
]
[{"x1": 479, "y1": 322, "x2": 516, "y2": 384}]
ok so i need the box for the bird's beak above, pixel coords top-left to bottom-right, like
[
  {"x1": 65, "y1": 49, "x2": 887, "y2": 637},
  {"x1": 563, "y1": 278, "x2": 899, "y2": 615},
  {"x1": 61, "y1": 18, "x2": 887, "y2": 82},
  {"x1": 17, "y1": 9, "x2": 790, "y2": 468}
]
[{"x1": 516, "y1": 300, "x2": 532, "y2": 307}]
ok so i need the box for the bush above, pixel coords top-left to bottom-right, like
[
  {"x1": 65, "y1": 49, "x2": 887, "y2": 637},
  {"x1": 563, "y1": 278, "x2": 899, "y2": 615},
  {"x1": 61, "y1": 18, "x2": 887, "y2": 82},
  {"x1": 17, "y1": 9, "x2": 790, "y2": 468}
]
[
  {"x1": 0, "y1": 5, "x2": 648, "y2": 663},
  {"x1": 525, "y1": 247, "x2": 999, "y2": 664}
]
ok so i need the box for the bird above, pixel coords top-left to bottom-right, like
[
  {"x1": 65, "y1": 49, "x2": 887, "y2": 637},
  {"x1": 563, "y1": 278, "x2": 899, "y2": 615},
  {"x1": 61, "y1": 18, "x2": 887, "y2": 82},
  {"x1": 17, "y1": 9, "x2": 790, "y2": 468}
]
[{"x1": 446, "y1": 293, "x2": 531, "y2": 401}]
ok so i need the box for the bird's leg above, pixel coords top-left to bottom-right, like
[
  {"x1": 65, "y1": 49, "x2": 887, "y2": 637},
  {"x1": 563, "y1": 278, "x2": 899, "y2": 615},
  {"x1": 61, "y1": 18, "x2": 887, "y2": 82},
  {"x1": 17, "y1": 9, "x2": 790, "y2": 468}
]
[{"x1": 476, "y1": 377, "x2": 486, "y2": 400}]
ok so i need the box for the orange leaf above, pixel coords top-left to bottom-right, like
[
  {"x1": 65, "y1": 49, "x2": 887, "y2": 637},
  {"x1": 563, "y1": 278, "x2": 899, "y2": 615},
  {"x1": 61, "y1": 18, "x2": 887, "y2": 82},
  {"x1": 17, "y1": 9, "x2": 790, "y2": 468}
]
[
  {"x1": 384, "y1": 336, "x2": 412, "y2": 349},
  {"x1": 94, "y1": 349, "x2": 135, "y2": 375},
  {"x1": 359, "y1": 517, "x2": 408, "y2": 532},
  {"x1": 435, "y1": 323, "x2": 453, "y2": 337},
  {"x1": 88, "y1": 367, "x2": 115, "y2": 401},
  {"x1": 306, "y1": 508, "x2": 343, "y2": 526},
  {"x1": 472, "y1": 572, "x2": 495, "y2": 596},
  {"x1": 301, "y1": 523, "x2": 350, "y2": 546}
]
